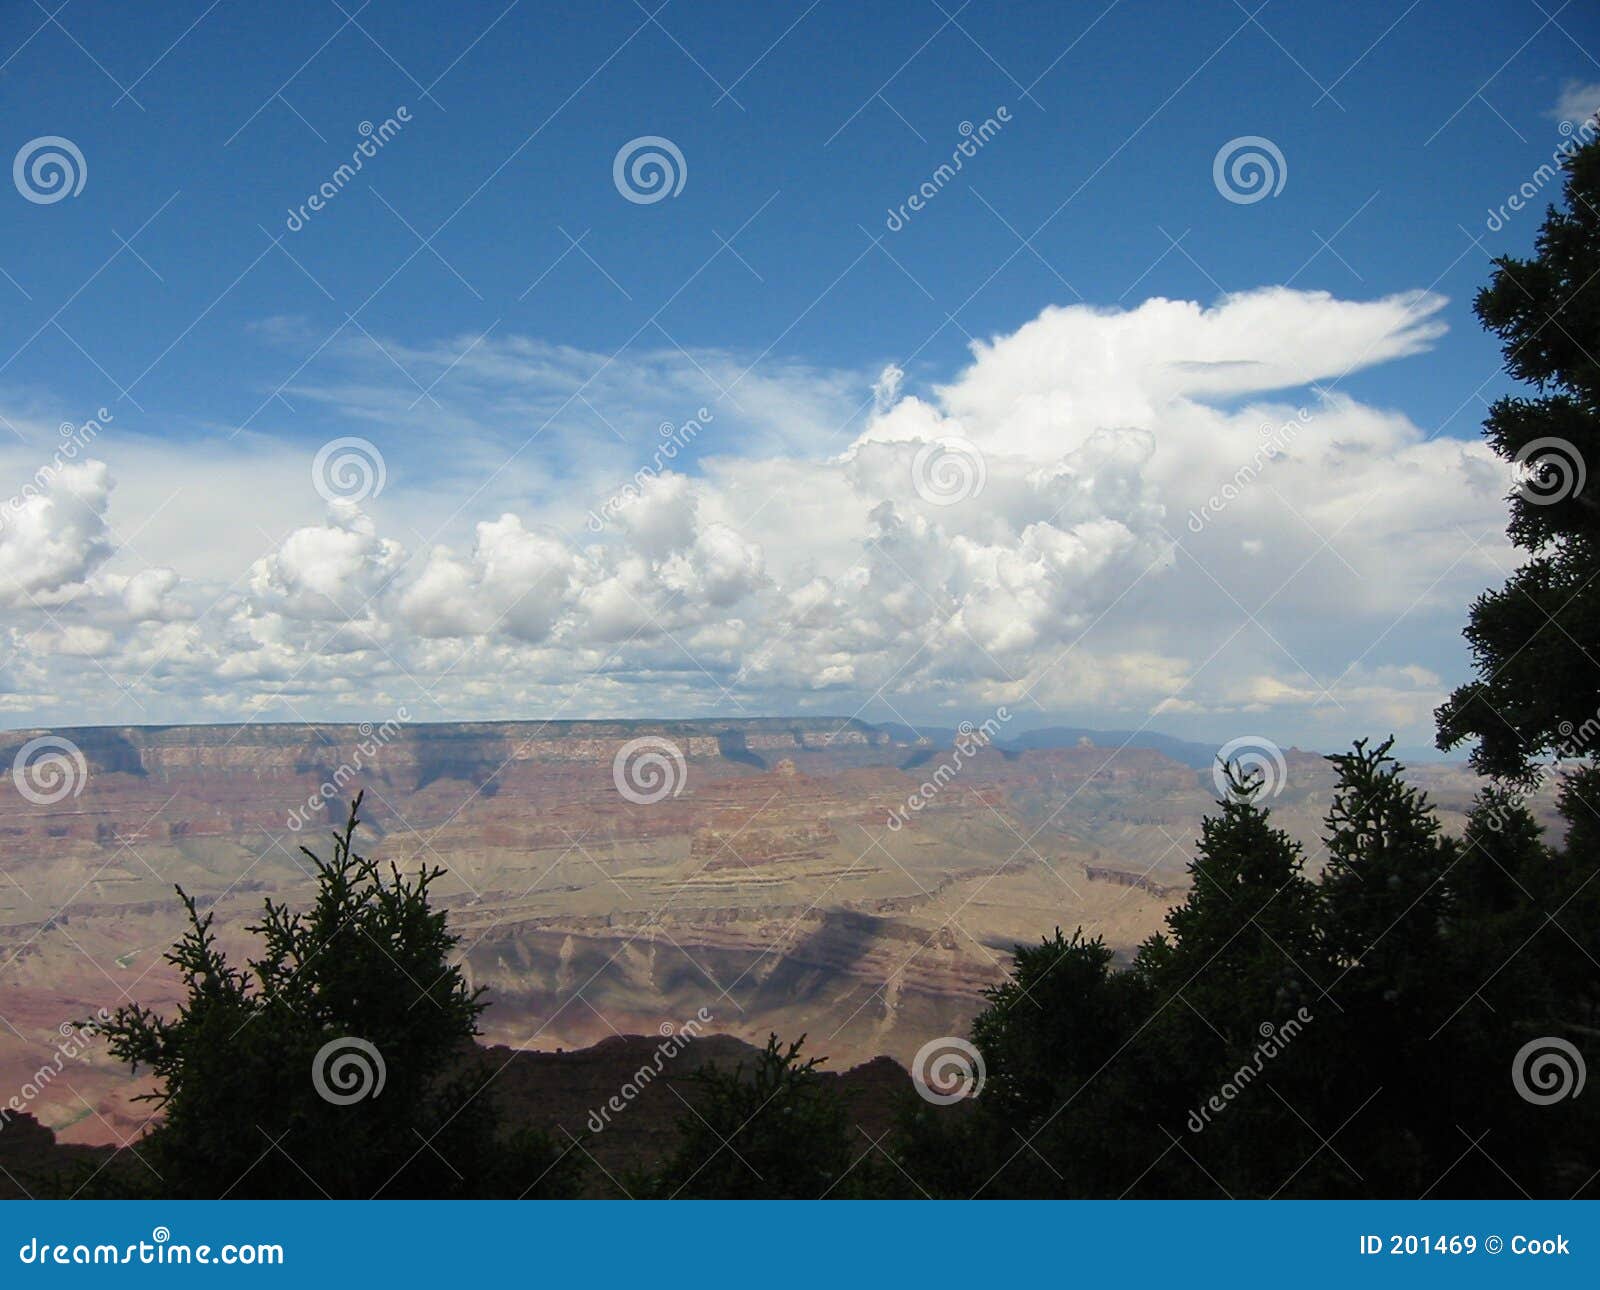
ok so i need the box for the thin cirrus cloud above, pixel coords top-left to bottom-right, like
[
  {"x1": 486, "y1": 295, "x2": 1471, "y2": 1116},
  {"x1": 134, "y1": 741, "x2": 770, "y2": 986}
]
[{"x1": 0, "y1": 286, "x2": 1512, "y2": 748}]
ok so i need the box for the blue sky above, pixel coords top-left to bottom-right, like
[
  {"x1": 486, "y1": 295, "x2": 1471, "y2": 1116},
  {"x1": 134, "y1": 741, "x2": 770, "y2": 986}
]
[{"x1": 2, "y1": 0, "x2": 1599, "y2": 753}]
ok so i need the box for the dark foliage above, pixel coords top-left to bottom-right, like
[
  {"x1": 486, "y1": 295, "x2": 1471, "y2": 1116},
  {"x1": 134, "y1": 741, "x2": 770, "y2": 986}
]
[
  {"x1": 648, "y1": 1033, "x2": 887, "y2": 1198},
  {"x1": 1436, "y1": 132, "x2": 1600, "y2": 781},
  {"x1": 893, "y1": 746, "x2": 1598, "y2": 1197},
  {"x1": 93, "y1": 795, "x2": 578, "y2": 1198}
]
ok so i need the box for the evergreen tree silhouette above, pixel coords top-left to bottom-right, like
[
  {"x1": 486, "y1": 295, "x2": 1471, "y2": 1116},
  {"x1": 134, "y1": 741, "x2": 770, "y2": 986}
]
[
  {"x1": 97, "y1": 795, "x2": 576, "y2": 1198},
  {"x1": 1436, "y1": 132, "x2": 1600, "y2": 780},
  {"x1": 651, "y1": 1033, "x2": 869, "y2": 1198}
]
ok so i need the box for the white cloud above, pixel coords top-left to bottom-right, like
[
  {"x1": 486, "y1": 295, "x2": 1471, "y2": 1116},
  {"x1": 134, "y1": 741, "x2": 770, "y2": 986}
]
[
  {"x1": 872, "y1": 363, "x2": 904, "y2": 412},
  {"x1": 248, "y1": 503, "x2": 405, "y2": 622},
  {"x1": 400, "y1": 512, "x2": 582, "y2": 642},
  {"x1": 1551, "y1": 80, "x2": 1600, "y2": 125},
  {"x1": 0, "y1": 460, "x2": 117, "y2": 606},
  {"x1": 0, "y1": 287, "x2": 1515, "y2": 749}
]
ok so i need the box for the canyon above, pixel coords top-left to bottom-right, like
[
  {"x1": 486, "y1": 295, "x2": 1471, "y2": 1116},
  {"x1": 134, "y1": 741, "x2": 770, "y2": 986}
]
[{"x1": 0, "y1": 717, "x2": 1551, "y2": 1150}]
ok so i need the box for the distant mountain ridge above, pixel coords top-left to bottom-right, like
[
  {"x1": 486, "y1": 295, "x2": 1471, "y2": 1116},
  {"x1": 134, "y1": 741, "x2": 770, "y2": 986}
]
[
  {"x1": 874, "y1": 721, "x2": 1221, "y2": 769},
  {"x1": 0, "y1": 715, "x2": 1229, "y2": 784},
  {"x1": 4, "y1": 715, "x2": 1388, "y2": 776}
]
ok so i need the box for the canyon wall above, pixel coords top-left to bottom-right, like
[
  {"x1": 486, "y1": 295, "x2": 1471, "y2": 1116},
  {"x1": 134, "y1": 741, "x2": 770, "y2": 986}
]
[{"x1": 0, "y1": 717, "x2": 1537, "y2": 1147}]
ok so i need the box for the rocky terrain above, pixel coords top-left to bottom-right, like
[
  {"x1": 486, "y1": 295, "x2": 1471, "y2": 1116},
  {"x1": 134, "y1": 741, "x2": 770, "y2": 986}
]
[
  {"x1": 0, "y1": 717, "x2": 1558, "y2": 1151},
  {"x1": 0, "y1": 1032, "x2": 915, "y2": 1198}
]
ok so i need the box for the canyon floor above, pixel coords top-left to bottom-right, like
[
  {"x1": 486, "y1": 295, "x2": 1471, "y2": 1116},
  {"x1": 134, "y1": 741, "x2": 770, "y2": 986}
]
[{"x1": 0, "y1": 717, "x2": 1553, "y2": 1150}]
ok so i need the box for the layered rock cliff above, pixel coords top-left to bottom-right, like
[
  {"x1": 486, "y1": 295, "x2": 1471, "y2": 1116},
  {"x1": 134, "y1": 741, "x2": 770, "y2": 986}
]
[{"x1": 0, "y1": 717, "x2": 1540, "y2": 1148}]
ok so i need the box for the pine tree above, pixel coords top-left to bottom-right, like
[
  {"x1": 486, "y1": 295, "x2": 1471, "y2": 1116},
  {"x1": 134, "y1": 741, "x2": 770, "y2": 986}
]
[
  {"x1": 1319, "y1": 738, "x2": 1454, "y2": 978},
  {"x1": 971, "y1": 928, "x2": 1142, "y2": 1127},
  {"x1": 98, "y1": 794, "x2": 576, "y2": 1198},
  {"x1": 1436, "y1": 133, "x2": 1600, "y2": 781},
  {"x1": 1159, "y1": 765, "x2": 1325, "y2": 1030},
  {"x1": 652, "y1": 1034, "x2": 865, "y2": 1198}
]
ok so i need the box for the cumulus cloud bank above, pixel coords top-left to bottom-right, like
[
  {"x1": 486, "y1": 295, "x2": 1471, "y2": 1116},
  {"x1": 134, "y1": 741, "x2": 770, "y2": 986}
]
[{"x1": 0, "y1": 287, "x2": 1513, "y2": 745}]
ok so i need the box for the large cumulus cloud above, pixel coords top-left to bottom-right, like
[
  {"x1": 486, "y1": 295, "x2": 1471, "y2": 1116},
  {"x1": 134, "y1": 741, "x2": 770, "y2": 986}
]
[{"x1": 0, "y1": 287, "x2": 1514, "y2": 744}]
